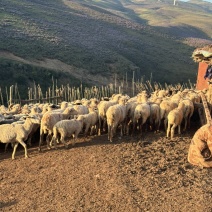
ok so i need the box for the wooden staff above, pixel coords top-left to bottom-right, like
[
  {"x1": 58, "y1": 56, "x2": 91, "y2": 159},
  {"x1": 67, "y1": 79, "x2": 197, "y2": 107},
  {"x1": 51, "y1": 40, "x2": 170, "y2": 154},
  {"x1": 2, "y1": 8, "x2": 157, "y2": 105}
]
[{"x1": 199, "y1": 91, "x2": 212, "y2": 125}]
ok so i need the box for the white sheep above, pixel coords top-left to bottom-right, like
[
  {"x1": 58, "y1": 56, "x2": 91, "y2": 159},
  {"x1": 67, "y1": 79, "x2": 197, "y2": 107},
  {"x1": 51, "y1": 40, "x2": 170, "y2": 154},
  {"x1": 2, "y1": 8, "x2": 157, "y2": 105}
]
[
  {"x1": 137, "y1": 93, "x2": 148, "y2": 104},
  {"x1": 171, "y1": 91, "x2": 182, "y2": 105},
  {"x1": 111, "y1": 93, "x2": 122, "y2": 102},
  {"x1": 60, "y1": 101, "x2": 68, "y2": 110},
  {"x1": 73, "y1": 104, "x2": 89, "y2": 115},
  {"x1": 0, "y1": 105, "x2": 8, "y2": 114},
  {"x1": 0, "y1": 115, "x2": 41, "y2": 159},
  {"x1": 97, "y1": 100, "x2": 117, "y2": 135},
  {"x1": 77, "y1": 109, "x2": 99, "y2": 137},
  {"x1": 50, "y1": 118, "x2": 84, "y2": 149},
  {"x1": 5, "y1": 104, "x2": 21, "y2": 115},
  {"x1": 133, "y1": 103, "x2": 150, "y2": 135},
  {"x1": 39, "y1": 107, "x2": 78, "y2": 151},
  {"x1": 159, "y1": 99, "x2": 178, "y2": 131},
  {"x1": 106, "y1": 97, "x2": 127, "y2": 142},
  {"x1": 149, "y1": 103, "x2": 160, "y2": 132},
  {"x1": 167, "y1": 102, "x2": 185, "y2": 139},
  {"x1": 21, "y1": 104, "x2": 31, "y2": 114},
  {"x1": 181, "y1": 98, "x2": 194, "y2": 131},
  {"x1": 125, "y1": 101, "x2": 138, "y2": 135}
]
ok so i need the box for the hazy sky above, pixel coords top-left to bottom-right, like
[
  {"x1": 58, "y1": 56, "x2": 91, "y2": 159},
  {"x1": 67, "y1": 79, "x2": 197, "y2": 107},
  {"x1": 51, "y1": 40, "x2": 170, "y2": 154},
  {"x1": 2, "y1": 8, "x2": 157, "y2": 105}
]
[{"x1": 180, "y1": 0, "x2": 212, "y2": 2}]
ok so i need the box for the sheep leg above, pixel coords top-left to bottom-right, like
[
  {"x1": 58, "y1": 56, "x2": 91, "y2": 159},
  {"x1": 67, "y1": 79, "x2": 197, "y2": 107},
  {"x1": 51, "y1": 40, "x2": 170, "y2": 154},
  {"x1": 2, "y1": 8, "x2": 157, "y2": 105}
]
[
  {"x1": 178, "y1": 124, "x2": 181, "y2": 135},
  {"x1": 132, "y1": 120, "x2": 136, "y2": 136},
  {"x1": 46, "y1": 134, "x2": 52, "y2": 149},
  {"x1": 119, "y1": 124, "x2": 123, "y2": 138},
  {"x1": 90, "y1": 126, "x2": 95, "y2": 136},
  {"x1": 98, "y1": 117, "x2": 102, "y2": 136},
  {"x1": 164, "y1": 118, "x2": 168, "y2": 131},
  {"x1": 126, "y1": 120, "x2": 132, "y2": 135},
  {"x1": 183, "y1": 117, "x2": 187, "y2": 132},
  {"x1": 108, "y1": 125, "x2": 111, "y2": 141},
  {"x1": 188, "y1": 116, "x2": 191, "y2": 129},
  {"x1": 111, "y1": 126, "x2": 115, "y2": 142},
  {"x1": 12, "y1": 143, "x2": 19, "y2": 160},
  {"x1": 39, "y1": 131, "x2": 44, "y2": 152},
  {"x1": 171, "y1": 124, "x2": 177, "y2": 139},
  {"x1": 139, "y1": 124, "x2": 143, "y2": 135},
  {"x1": 166, "y1": 123, "x2": 171, "y2": 138},
  {"x1": 50, "y1": 136, "x2": 57, "y2": 149},
  {"x1": 61, "y1": 136, "x2": 68, "y2": 149},
  {"x1": 96, "y1": 122, "x2": 99, "y2": 135},
  {"x1": 5, "y1": 143, "x2": 9, "y2": 152},
  {"x1": 157, "y1": 119, "x2": 161, "y2": 132},
  {"x1": 84, "y1": 125, "x2": 90, "y2": 137},
  {"x1": 16, "y1": 139, "x2": 29, "y2": 159},
  {"x1": 122, "y1": 120, "x2": 126, "y2": 136},
  {"x1": 72, "y1": 134, "x2": 77, "y2": 146},
  {"x1": 103, "y1": 119, "x2": 107, "y2": 133}
]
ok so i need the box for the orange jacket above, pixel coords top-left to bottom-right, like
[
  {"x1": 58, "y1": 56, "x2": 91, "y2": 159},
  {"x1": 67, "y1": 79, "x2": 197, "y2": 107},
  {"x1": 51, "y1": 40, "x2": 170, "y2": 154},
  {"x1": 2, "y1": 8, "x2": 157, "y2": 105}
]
[{"x1": 188, "y1": 124, "x2": 212, "y2": 167}]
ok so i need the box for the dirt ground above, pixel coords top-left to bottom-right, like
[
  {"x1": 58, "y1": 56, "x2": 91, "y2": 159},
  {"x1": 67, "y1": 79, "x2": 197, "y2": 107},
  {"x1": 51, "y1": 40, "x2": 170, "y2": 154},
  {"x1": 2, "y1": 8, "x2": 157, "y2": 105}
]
[{"x1": 0, "y1": 122, "x2": 212, "y2": 212}]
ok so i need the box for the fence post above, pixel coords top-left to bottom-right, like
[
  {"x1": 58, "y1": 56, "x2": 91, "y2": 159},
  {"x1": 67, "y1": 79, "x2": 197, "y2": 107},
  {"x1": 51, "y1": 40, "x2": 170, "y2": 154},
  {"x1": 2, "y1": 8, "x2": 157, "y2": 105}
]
[{"x1": 9, "y1": 85, "x2": 14, "y2": 106}]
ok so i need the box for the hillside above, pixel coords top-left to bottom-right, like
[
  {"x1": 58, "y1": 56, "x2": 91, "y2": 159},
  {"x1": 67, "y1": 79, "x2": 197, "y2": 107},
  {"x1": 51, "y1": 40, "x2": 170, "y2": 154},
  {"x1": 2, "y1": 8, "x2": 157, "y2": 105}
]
[{"x1": 0, "y1": 0, "x2": 211, "y2": 97}]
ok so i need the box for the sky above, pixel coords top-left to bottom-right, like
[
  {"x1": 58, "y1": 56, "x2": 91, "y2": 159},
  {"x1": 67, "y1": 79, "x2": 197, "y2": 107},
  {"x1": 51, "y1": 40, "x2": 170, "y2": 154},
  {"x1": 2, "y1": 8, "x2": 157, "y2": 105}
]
[{"x1": 180, "y1": 0, "x2": 212, "y2": 2}]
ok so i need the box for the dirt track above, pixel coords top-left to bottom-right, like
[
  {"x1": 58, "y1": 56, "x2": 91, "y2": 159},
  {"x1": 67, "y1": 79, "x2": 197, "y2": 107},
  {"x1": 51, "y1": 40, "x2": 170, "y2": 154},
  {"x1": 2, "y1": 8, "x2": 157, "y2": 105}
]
[{"x1": 0, "y1": 126, "x2": 212, "y2": 211}]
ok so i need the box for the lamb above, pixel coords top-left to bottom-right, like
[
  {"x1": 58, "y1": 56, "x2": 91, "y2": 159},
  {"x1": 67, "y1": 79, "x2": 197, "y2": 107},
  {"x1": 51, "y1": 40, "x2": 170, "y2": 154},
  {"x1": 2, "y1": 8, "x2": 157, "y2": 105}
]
[
  {"x1": 126, "y1": 93, "x2": 150, "y2": 135},
  {"x1": 60, "y1": 101, "x2": 68, "y2": 110},
  {"x1": 171, "y1": 91, "x2": 182, "y2": 105},
  {"x1": 89, "y1": 98, "x2": 99, "y2": 108},
  {"x1": 97, "y1": 100, "x2": 117, "y2": 135},
  {"x1": 50, "y1": 118, "x2": 84, "y2": 149},
  {"x1": 0, "y1": 115, "x2": 41, "y2": 159},
  {"x1": 21, "y1": 104, "x2": 31, "y2": 114},
  {"x1": 159, "y1": 99, "x2": 178, "y2": 131},
  {"x1": 0, "y1": 105, "x2": 8, "y2": 114},
  {"x1": 133, "y1": 103, "x2": 150, "y2": 135},
  {"x1": 167, "y1": 102, "x2": 185, "y2": 139},
  {"x1": 137, "y1": 93, "x2": 148, "y2": 104},
  {"x1": 181, "y1": 99, "x2": 194, "y2": 131},
  {"x1": 73, "y1": 104, "x2": 89, "y2": 115},
  {"x1": 125, "y1": 101, "x2": 138, "y2": 135},
  {"x1": 4, "y1": 104, "x2": 21, "y2": 115},
  {"x1": 77, "y1": 109, "x2": 99, "y2": 137},
  {"x1": 158, "y1": 89, "x2": 169, "y2": 98},
  {"x1": 111, "y1": 93, "x2": 122, "y2": 102},
  {"x1": 106, "y1": 97, "x2": 127, "y2": 142},
  {"x1": 39, "y1": 107, "x2": 78, "y2": 151},
  {"x1": 26, "y1": 107, "x2": 43, "y2": 146},
  {"x1": 149, "y1": 103, "x2": 160, "y2": 132}
]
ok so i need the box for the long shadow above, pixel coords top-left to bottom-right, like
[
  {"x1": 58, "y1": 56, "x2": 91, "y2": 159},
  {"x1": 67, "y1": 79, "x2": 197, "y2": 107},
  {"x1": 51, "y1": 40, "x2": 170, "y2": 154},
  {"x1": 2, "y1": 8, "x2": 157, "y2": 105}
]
[
  {"x1": 0, "y1": 200, "x2": 18, "y2": 209},
  {"x1": 0, "y1": 131, "x2": 153, "y2": 161}
]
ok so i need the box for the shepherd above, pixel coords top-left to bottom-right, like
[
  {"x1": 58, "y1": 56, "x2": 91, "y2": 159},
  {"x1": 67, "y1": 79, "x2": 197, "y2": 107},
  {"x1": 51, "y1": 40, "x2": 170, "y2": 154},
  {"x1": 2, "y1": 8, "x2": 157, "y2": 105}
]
[{"x1": 188, "y1": 124, "x2": 212, "y2": 167}]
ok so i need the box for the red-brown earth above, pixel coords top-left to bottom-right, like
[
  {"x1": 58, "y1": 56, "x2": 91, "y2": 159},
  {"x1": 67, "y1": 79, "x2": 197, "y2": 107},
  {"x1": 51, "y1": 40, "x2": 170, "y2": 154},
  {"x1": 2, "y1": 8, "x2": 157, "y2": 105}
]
[{"x1": 0, "y1": 120, "x2": 212, "y2": 212}]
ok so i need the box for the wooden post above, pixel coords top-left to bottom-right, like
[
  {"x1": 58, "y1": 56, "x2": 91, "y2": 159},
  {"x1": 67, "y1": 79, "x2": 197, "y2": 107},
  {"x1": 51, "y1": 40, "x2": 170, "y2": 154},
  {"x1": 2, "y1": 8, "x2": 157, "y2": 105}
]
[
  {"x1": 132, "y1": 71, "x2": 135, "y2": 97},
  {"x1": 114, "y1": 73, "x2": 117, "y2": 94},
  {"x1": 52, "y1": 76, "x2": 55, "y2": 104},
  {"x1": 9, "y1": 85, "x2": 14, "y2": 106},
  {"x1": 0, "y1": 87, "x2": 3, "y2": 105}
]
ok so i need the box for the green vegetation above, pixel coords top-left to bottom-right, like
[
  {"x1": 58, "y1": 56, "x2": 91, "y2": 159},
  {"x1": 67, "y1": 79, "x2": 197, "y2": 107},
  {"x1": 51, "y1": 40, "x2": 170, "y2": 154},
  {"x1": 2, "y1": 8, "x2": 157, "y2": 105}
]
[
  {"x1": 0, "y1": 58, "x2": 81, "y2": 101},
  {"x1": 0, "y1": 0, "x2": 211, "y2": 100}
]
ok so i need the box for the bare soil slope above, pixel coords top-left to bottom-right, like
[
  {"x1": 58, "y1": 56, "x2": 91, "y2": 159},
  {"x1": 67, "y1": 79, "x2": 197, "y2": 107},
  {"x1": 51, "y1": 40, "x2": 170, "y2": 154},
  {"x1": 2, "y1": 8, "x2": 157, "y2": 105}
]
[{"x1": 0, "y1": 128, "x2": 212, "y2": 211}]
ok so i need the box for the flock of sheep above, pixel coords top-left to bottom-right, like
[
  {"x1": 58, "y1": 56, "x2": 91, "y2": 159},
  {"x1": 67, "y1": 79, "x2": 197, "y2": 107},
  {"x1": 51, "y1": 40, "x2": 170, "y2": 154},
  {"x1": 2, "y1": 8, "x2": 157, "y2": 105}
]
[{"x1": 0, "y1": 87, "x2": 205, "y2": 160}]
